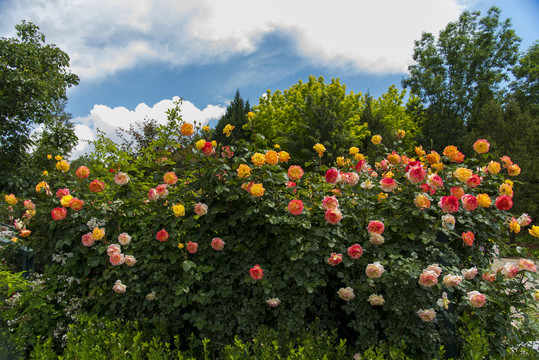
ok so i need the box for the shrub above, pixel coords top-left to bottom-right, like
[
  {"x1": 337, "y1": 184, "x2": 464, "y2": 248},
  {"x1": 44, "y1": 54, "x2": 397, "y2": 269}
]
[{"x1": 1, "y1": 109, "x2": 537, "y2": 358}]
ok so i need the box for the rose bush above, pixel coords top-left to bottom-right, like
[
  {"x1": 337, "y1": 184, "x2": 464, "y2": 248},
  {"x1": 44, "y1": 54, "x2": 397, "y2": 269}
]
[{"x1": 1, "y1": 110, "x2": 537, "y2": 358}]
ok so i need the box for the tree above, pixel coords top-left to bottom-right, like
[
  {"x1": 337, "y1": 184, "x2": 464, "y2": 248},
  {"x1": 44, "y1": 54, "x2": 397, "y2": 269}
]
[
  {"x1": 402, "y1": 7, "x2": 520, "y2": 149},
  {"x1": 252, "y1": 76, "x2": 369, "y2": 165},
  {"x1": 511, "y1": 41, "x2": 539, "y2": 116},
  {"x1": 213, "y1": 90, "x2": 251, "y2": 146},
  {"x1": 0, "y1": 21, "x2": 79, "y2": 192}
]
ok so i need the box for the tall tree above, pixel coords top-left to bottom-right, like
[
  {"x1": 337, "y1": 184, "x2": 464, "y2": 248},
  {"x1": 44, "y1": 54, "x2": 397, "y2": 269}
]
[
  {"x1": 0, "y1": 21, "x2": 79, "y2": 192},
  {"x1": 510, "y1": 41, "x2": 539, "y2": 116},
  {"x1": 402, "y1": 7, "x2": 520, "y2": 150},
  {"x1": 252, "y1": 76, "x2": 369, "y2": 165},
  {"x1": 213, "y1": 90, "x2": 251, "y2": 146}
]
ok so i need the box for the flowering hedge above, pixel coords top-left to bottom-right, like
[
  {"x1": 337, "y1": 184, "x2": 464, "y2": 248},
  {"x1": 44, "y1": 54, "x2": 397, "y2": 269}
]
[{"x1": 2, "y1": 114, "x2": 538, "y2": 357}]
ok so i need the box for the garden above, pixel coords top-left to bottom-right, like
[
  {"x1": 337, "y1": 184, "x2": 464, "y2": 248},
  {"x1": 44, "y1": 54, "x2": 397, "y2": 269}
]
[{"x1": 1, "y1": 106, "x2": 538, "y2": 359}]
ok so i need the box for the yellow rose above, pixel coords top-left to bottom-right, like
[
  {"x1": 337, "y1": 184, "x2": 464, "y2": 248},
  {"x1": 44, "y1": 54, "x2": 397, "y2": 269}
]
[
  {"x1": 178, "y1": 243, "x2": 184, "y2": 249},
  {"x1": 36, "y1": 181, "x2": 49, "y2": 193},
  {"x1": 529, "y1": 225, "x2": 539, "y2": 238},
  {"x1": 202, "y1": 125, "x2": 210, "y2": 132},
  {"x1": 251, "y1": 153, "x2": 266, "y2": 166},
  {"x1": 211, "y1": 140, "x2": 217, "y2": 147},
  {"x1": 55, "y1": 159, "x2": 70, "y2": 173},
  {"x1": 250, "y1": 183, "x2": 265, "y2": 197},
  {"x1": 354, "y1": 153, "x2": 365, "y2": 161},
  {"x1": 477, "y1": 194, "x2": 491, "y2": 208},
  {"x1": 499, "y1": 183, "x2": 513, "y2": 197},
  {"x1": 278, "y1": 151, "x2": 290, "y2": 163},
  {"x1": 371, "y1": 135, "x2": 382, "y2": 145},
  {"x1": 92, "y1": 227, "x2": 105, "y2": 241},
  {"x1": 454, "y1": 168, "x2": 473, "y2": 182},
  {"x1": 55, "y1": 155, "x2": 63, "y2": 161},
  {"x1": 349, "y1": 147, "x2": 359, "y2": 155},
  {"x1": 313, "y1": 143, "x2": 326, "y2": 155},
  {"x1": 265, "y1": 150, "x2": 279, "y2": 165},
  {"x1": 487, "y1": 161, "x2": 501, "y2": 174},
  {"x1": 42, "y1": 170, "x2": 48, "y2": 176},
  {"x1": 246, "y1": 112, "x2": 254, "y2": 119},
  {"x1": 509, "y1": 219, "x2": 521, "y2": 233},
  {"x1": 5, "y1": 194, "x2": 17, "y2": 205},
  {"x1": 172, "y1": 204, "x2": 185, "y2": 217},
  {"x1": 396, "y1": 129, "x2": 406, "y2": 138},
  {"x1": 274, "y1": 144, "x2": 281, "y2": 149},
  {"x1": 195, "y1": 139, "x2": 206, "y2": 150},
  {"x1": 378, "y1": 192, "x2": 388, "y2": 201},
  {"x1": 336, "y1": 156, "x2": 345, "y2": 167},
  {"x1": 237, "y1": 164, "x2": 252, "y2": 178},
  {"x1": 180, "y1": 123, "x2": 195, "y2": 136},
  {"x1": 60, "y1": 195, "x2": 73, "y2": 207},
  {"x1": 431, "y1": 162, "x2": 444, "y2": 172},
  {"x1": 415, "y1": 146, "x2": 426, "y2": 157},
  {"x1": 47, "y1": 154, "x2": 52, "y2": 160},
  {"x1": 223, "y1": 124, "x2": 235, "y2": 137}
]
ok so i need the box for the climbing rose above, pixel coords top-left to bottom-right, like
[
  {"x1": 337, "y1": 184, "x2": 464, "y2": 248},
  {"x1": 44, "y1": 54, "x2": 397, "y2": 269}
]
[
  {"x1": 337, "y1": 287, "x2": 355, "y2": 301},
  {"x1": 417, "y1": 309, "x2": 436, "y2": 322},
  {"x1": 249, "y1": 265, "x2": 264, "y2": 280},
  {"x1": 114, "y1": 172, "x2": 130, "y2": 185},
  {"x1": 379, "y1": 177, "x2": 397, "y2": 192},
  {"x1": 155, "y1": 184, "x2": 169, "y2": 198},
  {"x1": 450, "y1": 186, "x2": 465, "y2": 200},
  {"x1": 56, "y1": 188, "x2": 70, "y2": 199},
  {"x1": 367, "y1": 294, "x2": 385, "y2": 306},
  {"x1": 163, "y1": 172, "x2": 178, "y2": 185},
  {"x1": 519, "y1": 258, "x2": 536, "y2": 272},
  {"x1": 287, "y1": 165, "x2": 304, "y2": 181},
  {"x1": 325, "y1": 168, "x2": 340, "y2": 184},
  {"x1": 287, "y1": 199, "x2": 304, "y2": 215},
  {"x1": 112, "y1": 280, "x2": 126, "y2": 293},
  {"x1": 92, "y1": 227, "x2": 105, "y2": 241},
  {"x1": 180, "y1": 123, "x2": 194, "y2": 136},
  {"x1": 187, "y1": 241, "x2": 198, "y2": 254},
  {"x1": 81, "y1": 233, "x2": 94, "y2": 247},
  {"x1": 51, "y1": 207, "x2": 67, "y2": 220},
  {"x1": 477, "y1": 194, "x2": 491, "y2": 208},
  {"x1": 365, "y1": 262, "x2": 385, "y2": 279},
  {"x1": 109, "y1": 253, "x2": 125, "y2": 266},
  {"x1": 347, "y1": 244, "x2": 363, "y2": 259},
  {"x1": 495, "y1": 195, "x2": 513, "y2": 211},
  {"x1": 461, "y1": 194, "x2": 478, "y2": 211},
  {"x1": 322, "y1": 196, "x2": 339, "y2": 210},
  {"x1": 107, "y1": 244, "x2": 121, "y2": 256},
  {"x1": 454, "y1": 168, "x2": 473, "y2": 182},
  {"x1": 473, "y1": 139, "x2": 490, "y2": 153},
  {"x1": 156, "y1": 229, "x2": 169, "y2": 242},
  {"x1": 487, "y1": 161, "x2": 501, "y2": 174},
  {"x1": 76, "y1": 166, "x2": 90, "y2": 179},
  {"x1": 265, "y1": 150, "x2": 279, "y2": 165},
  {"x1": 367, "y1": 220, "x2": 385, "y2": 235},
  {"x1": 369, "y1": 233, "x2": 385, "y2": 245},
  {"x1": 194, "y1": 203, "x2": 208, "y2": 216},
  {"x1": 406, "y1": 166, "x2": 426, "y2": 184},
  {"x1": 462, "y1": 267, "x2": 478, "y2": 280},
  {"x1": 118, "y1": 233, "x2": 132, "y2": 246},
  {"x1": 172, "y1": 204, "x2": 185, "y2": 217},
  {"x1": 501, "y1": 262, "x2": 519, "y2": 279},
  {"x1": 89, "y1": 179, "x2": 105, "y2": 193},
  {"x1": 278, "y1": 151, "x2": 290, "y2": 163},
  {"x1": 443, "y1": 274, "x2": 463, "y2": 287},
  {"x1": 124, "y1": 255, "x2": 137, "y2": 267},
  {"x1": 439, "y1": 196, "x2": 459, "y2": 213},
  {"x1": 250, "y1": 183, "x2": 265, "y2": 197},
  {"x1": 237, "y1": 164, "x2": 252, "y2": 178},
  {"x1": 324, "y1": 209, "x2": 342, "y2": 225},
  {"x1": 211, "y1": 238, "x2": 225, "y2": 251},
  {"x1": 467, "y1": 291, "x2": 486, "y2": 308},
  {"x1": 69, "y1": 198, "x2": 84, "y2": 211},
  {"x1": 266, "y1": 298, "x2": 281, "y2": 307},
  {"x1": 466, "y1": 174, "x2": 481, "y2": 188},
  {"x1": 251, "y1": 152, "x2": 266, "y2": 166},
  {"x1": 419, "y1": 270, "x2": 439, "y2": 287},
  {"x1": 327, "y1": 253, "x2": 342, "y2": 266}
]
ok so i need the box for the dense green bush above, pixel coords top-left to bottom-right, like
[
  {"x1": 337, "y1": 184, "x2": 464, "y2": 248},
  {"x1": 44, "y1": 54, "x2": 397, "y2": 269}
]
[{"x1": 1, "y1": 106, "x2": 538, "y2": 358}]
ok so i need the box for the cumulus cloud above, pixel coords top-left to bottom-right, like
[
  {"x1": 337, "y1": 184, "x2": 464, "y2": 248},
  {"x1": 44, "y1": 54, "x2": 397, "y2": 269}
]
[
  {"x1": 0, "y1": 0, "x2": 465, "y2": 80},
  {"x1": 70, "y1": 97, "x2": 226, "y2": 158}
]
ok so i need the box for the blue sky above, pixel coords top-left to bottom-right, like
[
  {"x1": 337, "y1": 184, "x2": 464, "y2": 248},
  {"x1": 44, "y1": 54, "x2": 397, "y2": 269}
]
[{"x1": 0, "y1": 0, "x2": 537, "y2": 157}]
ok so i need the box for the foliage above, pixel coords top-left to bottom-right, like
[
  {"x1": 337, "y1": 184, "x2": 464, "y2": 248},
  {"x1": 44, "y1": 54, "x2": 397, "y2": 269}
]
[
  {"x1": 402, "y1": 6, "x2": 521, "y2": 149},
  {"x1": 1, "y1": 105, "x2": 538, "y2": 359},
  {"x1": 252, "y1": 76, "x2": 369, "y2": 165},
  {"x1": 0, "y1": 21, "x2": 79, "y2": 194},
  {"x1": 213, "y1": 90, "x2": 252, "y2": 146},
  {"x1": 511, "y1": 41, "x2": 539, "y2": 116}
]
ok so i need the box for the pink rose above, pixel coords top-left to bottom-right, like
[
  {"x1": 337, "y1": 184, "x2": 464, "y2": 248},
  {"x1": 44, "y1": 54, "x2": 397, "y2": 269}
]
[
  {"x1": 367, "y1": 220, "x2": 385, "y2": 235},
  {"x1": 51, "y1": 207, "x2": 67, "y2": 221},
  {"x1": 109, "y1": 253, "x2": 125, "y2": 266},
  {"x1": 406, "y1": 165, "x2": 426, "y2": 184},
  {"x1": 516, "y1": 213, "x2": 532, "y2": 227},
  {"x1": 427, "y1": 264, "x2": 442, "y2": 276},
  {"x1": 365, "y1": 262, "x2": 384, "y2": 279},
  {"x1": 419, "y1": 270, "x2": 439, "y2": 287},
  {"x1": 114, "y1": 172, "x2": 130, "y2": 185},
  {"x1": 379, "y1": 177, "x2": 397, "y2": 192},
  {"x1": 287, "y1": 199, "x2": 304, "y2": 215},
  {"x1": 462, "y1": 267, "x2": 478, "y2": 280},
  {"x1": 187, "y1": 241, "x2": 198, "y2": 254},
  {"x1": 249, "y1": 264, "x2": 264, "y2": 280},
  {"x1": 163, "y1": 171, "x2": 178, "y2": 185},
  {"x1": 81, "y1": 233, "x2": 94, "y2": 247},
  {"x1": 443, "y1": 274, "x2": 463, "y2": 287},
  {"x1": 327, "y1": 253, "x2": 343, "y2": 266},
  {"x1": 322, "y1": 196, "x2": 339, "y2": 211},
  {"x1": 266, "y1": 298, "x2": 281, "y2": 307},
  {"x1": 495, "y1": 195, "x2": 513, "y2": 211},
  {"x1": 343, "y1": 172, "x2": 360, "y2": 186},
  {"x1": 417, "y1": 309, "x2": 436, "y2": 322},
  {"x1": 324, "y1": 209, "x2": 342, "y2": 225},
  {"x1": 118, "y1": 233, "x2": 132, "y2": 246},
  {"x1": 112, "y1": 280, "x2": 126, "y2": 293},
  {"x1": 438, "y1": 196, "x2": 459, "y2": 213},
  {"x1": 519, "y1": 258, "x2": 536, "y2": 272},
  {"x1": 466, "y1": 174, "x2": 481, "y2": 188},
  {"x1": 107, "y1": 244, "x2": 121, "y2": 256},
  {"x1": 155, "y1": 184, "x2": 169, "y2": 198},
  {"x1": 337, "y1": 287, "x2": 355, "y2": 301},
  {"x1": 156, "y1": 229, "x2": 169, "y2": 242},
  {"x1": 461, "y1": 194, "x2": 478, "y2": 211},
  {"x1": 450, "y1": 186, "x2": 465, "y2": 200},
  {"x1": 427, "y1": 174, "x2": 443, "y2": 189},
  {"x1": 369, "y1": 233, "x2": 385, "y2": 245},
  {"x1": 501, "y1": 262, "x2": 519, "y2": 279},
  {"x1": 124, "y1": 255, "x2": 137, "y2": 266},
  {"x1": 462, "y1": 231, "x2": 475, "y2": 247},
  {"x1": 56, "y1": 188, "x2": 70, "y2": 199},
  {"x1": 148, "y1": 188, "x2": 158, "y2": 201},
  {"x1": 467, "y1": 291, "x2": 486, "y2": 308},
  {"x1": 347, "y1": 244, "x2": 363, "y2": 259},
  {"x1": 367, "y1": 294, "x2": 385, "y2": 306},
  {"x1": 194, "y1": 203, "x2": 208, "y2": 216},
  {"x1": 325, "y1": 168, "x2": 340, "y2": 185},
  {"x1": 211, "y1": 238, "x2": 225, "y2": 251}
]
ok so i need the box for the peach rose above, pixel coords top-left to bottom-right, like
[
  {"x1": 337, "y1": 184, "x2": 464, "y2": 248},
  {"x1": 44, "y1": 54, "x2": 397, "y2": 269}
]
[
  {"x1": 112, "y1": 280, "x2": 126, "y2": 293},
  {"x1": 322, "y1": 196, "x2": 339, "y2": 210},
  {"x1": 287, "y1": 199, "x2": 304, "y2": 215},
  {"x1": 501, "y1": 262, "x2": 519, "y2": 279},
  {"x1": 211, "y1": 238, "x2": 225, "y2": 251},
  {"x1": 187, "y1": 241, "x2": 198, "y2": 254},
  {"x1": 417, "y1": 309, "x2": 436, "y2": 322},
  {"x1": 324, "y1": 209, "x2": 342, "y2": 225},
  {"x1": 419, "y1": 269, "x2": 439, "y2": 287},
  {"x1": 107, "y1": 244, "x2": 121, "y2": 256},
  {"x1": 124, "y1": 255, "x2": 137, "y2": 267},
  {"x1": 337, "y1": 287, "x2": 355, "y2": 301},
  {"x1": 519, "y1": 258, "x2": 536, "y2": 272},
  {"x1": 414, "y1": 194, "x2": 431, "y2": 210},
  {"x1": 462, "y1": 267, "x2": 478, "y2": 280},
  {"x1": 81, "y1": 233, "x2": 94, "y2": 247},
  {"x1": 443, "y1": 274, "x2": 463, "y2": 287},
  {"x1": 369, "y1": 233, "x2": 385, "y2": 245},
  {"x1": 367, "y1": 294, "x2": 385, "y2": 306},
  {"x1": 266, "y1": 298, "x2": 281, "y2": 307},
  {"x1": 118, "y1": 233, "x2": 132, "y2": 246},
  {"x1": 114, "y1": 172, "x2": 130, "y2": 185},
  {"x1": 365, "y1": 262, "x2": 385, "y2": 279},
  {"x1": 467, "y1": 291, "x2": 486, "y2": 308},
  {"x1": 163, "y1": 171, "x2": 178, "y2": 185},
  {"x1": 194, "y1": 203, "x2": 208, "y2": 216},
  {"x1": 109, "y1": 253, "x2": 125, "y2": 266}
]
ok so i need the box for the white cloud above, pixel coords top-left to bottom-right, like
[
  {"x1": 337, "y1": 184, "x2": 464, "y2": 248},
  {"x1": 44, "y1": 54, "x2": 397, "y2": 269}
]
[
  {"x1": 0, "y1": 0, "x2": 465, "y2": 80},
  {"x1": 69, "y1": 97, "x2": 226, "y2": 158}
]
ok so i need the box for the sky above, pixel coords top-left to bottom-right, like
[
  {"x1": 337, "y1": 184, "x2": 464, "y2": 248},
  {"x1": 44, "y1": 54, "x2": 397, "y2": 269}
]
[{"x1": 1, "y1": 0, "x2": 538, "y2": 158}]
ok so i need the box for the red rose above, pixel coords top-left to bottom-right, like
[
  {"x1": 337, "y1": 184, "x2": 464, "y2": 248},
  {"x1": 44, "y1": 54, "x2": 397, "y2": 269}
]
[
  {"x1": 438, "y1": 196, "x2": 459, "y2": 213},
  {"x1": 495, "y1": 195, "x2": 513, "y2": 211},
  {"x1": 156, "y1": 229, "x2": 169, "y2": 242},
  {"x1": 51, "y1": 207, "x2": 67, "y2": 220},
  {"x1": 325, "y1": 168, "x2": 340, "y2": 184},
  {"x1": 249, "y1": 264, "x2": 264, "y2": 280},
  {"x1": 347, "y1": 244, "x2": 363, "y2": 259}
]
